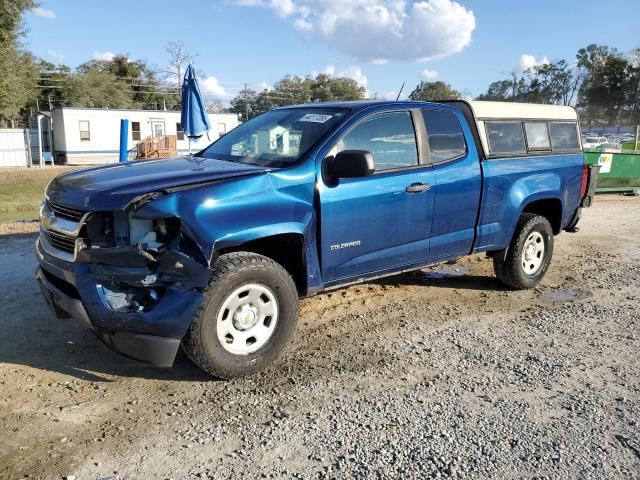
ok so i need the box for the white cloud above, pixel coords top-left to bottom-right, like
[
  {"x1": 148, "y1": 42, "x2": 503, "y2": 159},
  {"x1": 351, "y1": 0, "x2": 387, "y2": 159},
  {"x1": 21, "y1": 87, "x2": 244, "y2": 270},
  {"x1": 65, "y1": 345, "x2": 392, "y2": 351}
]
[
  {"x1": 199, "y1": 76, "x2": 234, "y2": 100},
  {"x1": 46, "y1": 49, "x2": 64, "y2": 61},
  {"x1": 294, "y1": 17, "x2": 313, "y2": 31},
  {"x1": 92, "y1": 50, "x2": 116, "y2": 61},
  {"x1": 519, "y1": 53, "x2": 549, "y2": 72},
  {"x1": 31, "y1": 7, "x2": 57, "y2": 20},
  {"x1": 231, "y1": 0, "x2": 475, "y2": 63},
  {"x1": 421, "y1": 69, "x2": 438, "y2": 79},
  {"x1": 312, "y1": 64, "x2": 368, "y2": 87}
]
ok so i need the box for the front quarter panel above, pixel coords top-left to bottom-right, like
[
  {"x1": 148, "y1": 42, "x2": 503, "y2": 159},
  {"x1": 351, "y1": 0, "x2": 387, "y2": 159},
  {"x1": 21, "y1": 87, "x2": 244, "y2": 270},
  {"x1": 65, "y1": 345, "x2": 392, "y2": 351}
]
[{"x1": 134, "y1": 162, "x2": 321, "y2": 289}]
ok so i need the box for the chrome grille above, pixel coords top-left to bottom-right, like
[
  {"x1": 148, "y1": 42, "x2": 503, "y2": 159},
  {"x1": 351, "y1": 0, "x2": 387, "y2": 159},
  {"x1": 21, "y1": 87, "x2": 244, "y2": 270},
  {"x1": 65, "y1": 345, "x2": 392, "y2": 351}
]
[
  {"x1": 48, "y1": 201, "x2": 85, "y2": 222},
  {"x1": 46, "y1": 230, "x2": 76, "y2": 253}
]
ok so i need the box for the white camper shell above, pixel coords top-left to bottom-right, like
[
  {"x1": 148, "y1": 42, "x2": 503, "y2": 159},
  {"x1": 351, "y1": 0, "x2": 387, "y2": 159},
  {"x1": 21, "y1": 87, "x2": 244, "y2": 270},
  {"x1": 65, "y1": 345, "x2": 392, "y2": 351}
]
[{"x1": 467, "y1": 101, "x2": 582, "y2": 159}]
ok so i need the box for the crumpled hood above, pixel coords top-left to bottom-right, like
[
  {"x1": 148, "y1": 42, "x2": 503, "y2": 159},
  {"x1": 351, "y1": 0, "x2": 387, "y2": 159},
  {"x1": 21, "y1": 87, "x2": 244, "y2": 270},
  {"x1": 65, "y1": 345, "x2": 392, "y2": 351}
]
[{"x1": 46, "y1": 156, "x2": 269, "y2": 211}]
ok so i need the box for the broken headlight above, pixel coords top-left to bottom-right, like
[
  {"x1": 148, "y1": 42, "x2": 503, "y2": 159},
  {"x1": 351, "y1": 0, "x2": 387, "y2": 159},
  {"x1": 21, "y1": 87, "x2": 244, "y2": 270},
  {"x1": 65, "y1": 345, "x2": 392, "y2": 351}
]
[
  {"x1": 128, "y1": 216, "x2": 179, "y2": 249},
  {"x1": 97, "y1": 283, "x2": 165, "y2": 312}
]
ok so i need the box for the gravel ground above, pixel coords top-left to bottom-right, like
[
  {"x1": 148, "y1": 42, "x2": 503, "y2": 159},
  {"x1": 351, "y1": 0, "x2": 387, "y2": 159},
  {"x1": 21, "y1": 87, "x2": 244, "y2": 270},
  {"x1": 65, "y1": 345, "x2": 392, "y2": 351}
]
[{"x1": 0, "y1": 196, "x2": 639, "y2": 480}]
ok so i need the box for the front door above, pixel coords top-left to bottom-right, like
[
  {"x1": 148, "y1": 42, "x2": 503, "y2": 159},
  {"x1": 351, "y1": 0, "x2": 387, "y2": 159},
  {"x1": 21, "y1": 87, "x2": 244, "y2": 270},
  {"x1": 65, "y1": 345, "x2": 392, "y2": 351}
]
[
  {"x1": 319, "y1": 110, "x2": 435, "y2": 283},
  {"x1": 151, "y1": 121, "x2": 165, "y2": 137}
]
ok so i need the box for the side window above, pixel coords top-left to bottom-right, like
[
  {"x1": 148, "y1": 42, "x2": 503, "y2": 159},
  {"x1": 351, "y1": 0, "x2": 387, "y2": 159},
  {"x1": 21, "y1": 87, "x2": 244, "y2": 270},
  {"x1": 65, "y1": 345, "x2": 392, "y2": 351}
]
[
  {"x1": 336, "y1": 111, "x2": 418, "y2": 171},
  {"x1": 524, "y1": 122, "x2": 550, "y2": 151},
  {"x1": 79, "y1": 120, "x2": 90, "y2": 141},
  {"x1": 486, "y1": 121, "x2": 526, "y2": 155},
  {"x1": 549, "y1": 122, "x2": 580, "y2": 151},
  {"x1": 422, "y1": 110, "x2": 466, "y2": 163},
  {"x1": 131, "y1": 121, "x2": 141, "y2": 141}
]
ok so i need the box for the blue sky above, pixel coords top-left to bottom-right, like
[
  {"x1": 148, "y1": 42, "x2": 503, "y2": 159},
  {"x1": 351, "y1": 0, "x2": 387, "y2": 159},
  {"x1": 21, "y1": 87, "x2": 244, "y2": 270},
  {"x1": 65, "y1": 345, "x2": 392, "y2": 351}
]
[{"x1": 25, "y1": 0, "x2": 639, "y2": 101}]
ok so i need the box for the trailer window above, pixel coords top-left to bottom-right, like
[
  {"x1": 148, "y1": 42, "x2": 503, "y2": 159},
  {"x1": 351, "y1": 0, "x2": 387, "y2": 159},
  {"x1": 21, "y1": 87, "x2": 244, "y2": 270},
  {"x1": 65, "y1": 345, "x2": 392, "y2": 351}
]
[
  {"x1": 422, "y1": 110, "x2": 466, "y2": 163},
  {"x1": 524, "y1": 122, "x2": 551, "y2": 151},
  {"x1": 79, "y1": 120, "x2": 90, "y2": 141},
  {"x1": 176, "y1": 123, "x2": 185, "y2": 141},
  {"x1": 549, "y1": 122, "x2": 580, "y2": 151},
  {"x1": 131, "y1": 122, "x2": 141, "y2": 141},
  {"x1": 486, "y1": 121, "x2": 526, "y2": 155}
]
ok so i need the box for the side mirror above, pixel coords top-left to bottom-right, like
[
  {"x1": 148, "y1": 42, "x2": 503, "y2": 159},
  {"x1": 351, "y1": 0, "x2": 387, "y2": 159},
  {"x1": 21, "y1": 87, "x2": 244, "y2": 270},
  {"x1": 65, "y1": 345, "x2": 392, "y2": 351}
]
[{"x1": 331, "y1": 150, "x2": 375, "y2": 178}]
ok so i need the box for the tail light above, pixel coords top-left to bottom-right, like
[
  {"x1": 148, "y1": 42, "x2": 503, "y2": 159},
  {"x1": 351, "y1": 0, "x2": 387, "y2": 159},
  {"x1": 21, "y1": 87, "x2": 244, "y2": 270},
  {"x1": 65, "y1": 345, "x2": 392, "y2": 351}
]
[{"x1": 580, "y1": 164, "x2": 589, "y2": 198}]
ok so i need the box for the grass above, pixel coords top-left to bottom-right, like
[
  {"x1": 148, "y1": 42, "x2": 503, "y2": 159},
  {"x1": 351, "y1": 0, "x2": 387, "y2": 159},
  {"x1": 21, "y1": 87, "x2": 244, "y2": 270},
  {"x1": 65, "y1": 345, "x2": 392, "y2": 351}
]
[{"x1": 0, "y1": 167, "x2": 80, "y2": 230}]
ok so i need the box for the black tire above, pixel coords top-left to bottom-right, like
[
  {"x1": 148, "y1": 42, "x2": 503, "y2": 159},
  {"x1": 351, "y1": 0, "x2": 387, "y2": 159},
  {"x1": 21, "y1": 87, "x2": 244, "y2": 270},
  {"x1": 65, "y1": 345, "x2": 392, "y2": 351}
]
[
  {"x1": 493, "y1": 213, "x2": 554, "y2": 289},
  {"x1": 182, "y1": 252, "x2": 299, "y2": 379}
]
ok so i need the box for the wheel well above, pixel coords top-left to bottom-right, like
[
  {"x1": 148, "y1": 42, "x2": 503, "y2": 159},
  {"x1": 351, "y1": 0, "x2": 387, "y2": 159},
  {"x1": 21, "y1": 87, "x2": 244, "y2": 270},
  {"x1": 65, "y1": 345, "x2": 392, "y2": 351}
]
[
  {"x1": 522, "y1": 198, "x2": 562, "y2": 234},
  {"x1": 218, "y1": 234, "x2": 307, "y2": 294}
]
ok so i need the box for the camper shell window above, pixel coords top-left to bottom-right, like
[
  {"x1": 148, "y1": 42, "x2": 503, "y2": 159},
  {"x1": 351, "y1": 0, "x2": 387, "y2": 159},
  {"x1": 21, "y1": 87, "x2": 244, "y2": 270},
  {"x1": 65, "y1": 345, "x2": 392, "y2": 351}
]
[
  {"x1": 486, "y1": 122, "x2": 526, "y2": 155},
  {"x1": 549, "y1": 122, "x2": 580, "y2": 151},
  {"x1": 524, "y1": 122, "x2": 551, "y2": 151},
  {"x1": 485, "y1": 120, "x2": 581, "y2": 157}
]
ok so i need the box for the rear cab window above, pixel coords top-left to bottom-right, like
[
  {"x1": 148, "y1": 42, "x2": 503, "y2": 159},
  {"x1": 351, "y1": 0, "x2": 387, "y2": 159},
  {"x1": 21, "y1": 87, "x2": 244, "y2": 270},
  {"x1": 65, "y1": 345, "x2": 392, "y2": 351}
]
[{"x1": 421, "y1": 110, "x2": 467, "y2": 163}]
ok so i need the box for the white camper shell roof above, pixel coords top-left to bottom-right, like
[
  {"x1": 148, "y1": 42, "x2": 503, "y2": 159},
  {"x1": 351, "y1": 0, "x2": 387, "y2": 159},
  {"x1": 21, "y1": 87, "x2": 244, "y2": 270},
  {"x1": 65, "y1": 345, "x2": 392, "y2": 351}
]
[{"x1": 467, "y1": 101, "x2": 580, "y2": 158}]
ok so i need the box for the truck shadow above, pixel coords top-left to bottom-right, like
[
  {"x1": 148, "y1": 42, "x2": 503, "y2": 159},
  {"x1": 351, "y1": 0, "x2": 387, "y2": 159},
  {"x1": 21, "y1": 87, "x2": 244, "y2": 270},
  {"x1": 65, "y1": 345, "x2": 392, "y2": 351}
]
[
  {"x1": 0, "y1": 298, "x2": 213, "y2": 383},
  {"x1": 374, "y1": 269, "x2": 509, "y2": 292}
]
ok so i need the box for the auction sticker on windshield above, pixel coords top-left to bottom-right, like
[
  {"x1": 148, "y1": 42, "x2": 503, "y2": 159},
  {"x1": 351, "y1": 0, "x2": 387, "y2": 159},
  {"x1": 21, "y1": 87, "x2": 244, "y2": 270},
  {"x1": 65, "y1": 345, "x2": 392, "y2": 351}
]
[{"x1": 299, "y1": 113, "x2": 334, "y2": 123}]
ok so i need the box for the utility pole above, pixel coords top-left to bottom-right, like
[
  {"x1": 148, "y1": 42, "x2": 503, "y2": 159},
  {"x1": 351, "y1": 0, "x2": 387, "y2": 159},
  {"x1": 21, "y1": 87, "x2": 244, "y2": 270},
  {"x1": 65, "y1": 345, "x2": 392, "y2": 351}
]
[
  {"x1": 48, "y1": 95, "x2": 52, "y2": 111},
  {"x1": 244, "y1": 82, "x2": 249, "y2": 122}
]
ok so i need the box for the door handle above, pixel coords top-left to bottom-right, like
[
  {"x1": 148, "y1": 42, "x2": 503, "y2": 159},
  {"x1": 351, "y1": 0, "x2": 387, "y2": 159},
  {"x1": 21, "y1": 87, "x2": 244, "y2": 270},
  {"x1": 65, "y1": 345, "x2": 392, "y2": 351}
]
[{"x1": 405, "y1": 182, "x2": 431, "y2": 193}]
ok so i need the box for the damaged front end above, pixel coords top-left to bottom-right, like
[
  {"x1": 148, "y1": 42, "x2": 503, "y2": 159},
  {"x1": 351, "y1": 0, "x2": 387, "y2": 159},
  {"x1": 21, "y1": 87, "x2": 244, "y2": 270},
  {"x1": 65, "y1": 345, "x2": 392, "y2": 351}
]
[{"x1": 36, "y1": 197, "x2": 211, "y2": 367}]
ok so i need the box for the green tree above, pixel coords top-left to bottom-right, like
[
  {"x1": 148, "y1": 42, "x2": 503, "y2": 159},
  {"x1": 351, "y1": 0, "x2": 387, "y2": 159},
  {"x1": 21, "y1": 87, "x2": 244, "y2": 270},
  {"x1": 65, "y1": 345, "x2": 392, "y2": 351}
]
[
  {"x1": 0, "y1": 0, "x2": 38, "y2": 126},
  {"x1": 230, "y1": 87, "x2": 258, "y2": 122},
  {"x1": 409, "y1": 81, "x2": 460, "y2": 101},
  {"x1": 78, "y1": 54, "x2": 177, "y2": 110},
  {"x1": 230, "y1": 74, "x2": 366, "y2": 121},
  {"x1": 310, "y1": 74, "x2": 365, "y2": 102},
  {"x1": 65, "y1": 70, "x2": 135, "y2": 109},
  {"x1": 577, "y1": 44, "x2": 630, "y2": 125}
]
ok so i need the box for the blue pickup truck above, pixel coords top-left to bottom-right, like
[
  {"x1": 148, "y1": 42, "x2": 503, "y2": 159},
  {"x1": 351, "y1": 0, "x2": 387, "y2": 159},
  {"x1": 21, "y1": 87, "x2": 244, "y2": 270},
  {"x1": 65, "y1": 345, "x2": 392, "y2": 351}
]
[{"x1": 36, "y1": 100, "x2": 598, "y2": 378}]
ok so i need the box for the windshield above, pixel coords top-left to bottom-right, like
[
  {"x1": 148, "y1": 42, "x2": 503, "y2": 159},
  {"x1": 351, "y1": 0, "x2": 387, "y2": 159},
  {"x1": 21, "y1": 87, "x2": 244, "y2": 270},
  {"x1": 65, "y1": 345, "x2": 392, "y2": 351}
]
[{"x1": 199, "y1": 108, "x2": 348, "y2": 167}]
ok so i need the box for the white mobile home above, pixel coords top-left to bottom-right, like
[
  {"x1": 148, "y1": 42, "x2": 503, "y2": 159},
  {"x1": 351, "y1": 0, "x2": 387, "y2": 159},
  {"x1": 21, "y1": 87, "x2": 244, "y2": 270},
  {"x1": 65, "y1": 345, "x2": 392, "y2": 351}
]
[{"x1": 51, "y1": 107, "x2": 240, "y2": 165}]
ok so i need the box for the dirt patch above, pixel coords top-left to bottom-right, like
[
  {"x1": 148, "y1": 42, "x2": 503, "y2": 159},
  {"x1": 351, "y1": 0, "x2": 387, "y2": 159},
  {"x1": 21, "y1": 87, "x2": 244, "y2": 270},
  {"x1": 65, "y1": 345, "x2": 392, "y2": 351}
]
[{"x1": 0, "y1": 196, "x2": 639, "y2": 479}]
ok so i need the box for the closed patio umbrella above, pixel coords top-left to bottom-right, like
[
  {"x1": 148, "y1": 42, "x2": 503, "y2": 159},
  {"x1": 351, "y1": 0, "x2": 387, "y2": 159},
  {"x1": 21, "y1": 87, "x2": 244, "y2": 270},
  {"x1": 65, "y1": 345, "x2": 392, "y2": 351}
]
[{"x1": 181, "y1": 64, "x2": 211, "y2": 154}]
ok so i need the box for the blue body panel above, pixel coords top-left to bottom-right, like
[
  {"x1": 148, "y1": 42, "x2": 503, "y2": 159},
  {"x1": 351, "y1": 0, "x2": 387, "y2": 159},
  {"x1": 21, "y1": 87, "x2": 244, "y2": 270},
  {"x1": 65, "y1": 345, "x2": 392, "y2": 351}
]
[
  {"x1": 474, "y1": 153, "x2": 583, "y2": 252},
  {"x1": 428, "y1": 109, "x2": 482, "y2": 261}
]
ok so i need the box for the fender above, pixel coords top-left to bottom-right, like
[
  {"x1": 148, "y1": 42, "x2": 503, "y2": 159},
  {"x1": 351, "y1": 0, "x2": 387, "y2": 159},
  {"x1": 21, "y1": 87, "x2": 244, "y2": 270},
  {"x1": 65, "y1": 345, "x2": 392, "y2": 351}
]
[
  {"x1": 475, "y1": 168, "x2": 565, "y2": 253},
  {"x1": 133, "y1": 164, "x2": 323, "y2": 292}
]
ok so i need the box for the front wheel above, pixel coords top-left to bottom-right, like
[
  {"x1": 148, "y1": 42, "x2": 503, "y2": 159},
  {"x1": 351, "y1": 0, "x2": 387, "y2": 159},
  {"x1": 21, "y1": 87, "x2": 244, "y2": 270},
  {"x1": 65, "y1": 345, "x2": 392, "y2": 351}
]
[
  {"x1": 493, "y1": 213, "x2": 554, "y2": 289},
  {"x1": 182, "y1": 252, "x2": 299, "y2": 379}
]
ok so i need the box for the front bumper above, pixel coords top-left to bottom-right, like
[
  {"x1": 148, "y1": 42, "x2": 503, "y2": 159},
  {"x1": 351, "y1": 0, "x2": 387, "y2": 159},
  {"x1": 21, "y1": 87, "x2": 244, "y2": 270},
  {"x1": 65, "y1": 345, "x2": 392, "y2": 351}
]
[{"x1": 35, "y1": 238, "x2": 205, "y2": 367}]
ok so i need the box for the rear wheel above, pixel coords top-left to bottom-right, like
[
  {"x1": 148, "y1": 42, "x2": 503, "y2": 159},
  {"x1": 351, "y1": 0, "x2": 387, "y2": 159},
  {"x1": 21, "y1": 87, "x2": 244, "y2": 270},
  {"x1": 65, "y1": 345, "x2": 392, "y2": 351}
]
[
  {"x1": 182, "y1": 252, "x2": 299, "y2": 379},
  {"x1": 493, "y1": 214, "x2": 554, "y2": 289}
]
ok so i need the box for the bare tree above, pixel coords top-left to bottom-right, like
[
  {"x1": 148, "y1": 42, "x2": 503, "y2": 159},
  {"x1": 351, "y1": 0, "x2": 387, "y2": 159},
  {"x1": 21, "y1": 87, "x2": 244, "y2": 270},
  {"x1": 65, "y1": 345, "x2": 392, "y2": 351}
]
[{"x1": 165, "y1": 41, "x2": 196, "y2": 84}]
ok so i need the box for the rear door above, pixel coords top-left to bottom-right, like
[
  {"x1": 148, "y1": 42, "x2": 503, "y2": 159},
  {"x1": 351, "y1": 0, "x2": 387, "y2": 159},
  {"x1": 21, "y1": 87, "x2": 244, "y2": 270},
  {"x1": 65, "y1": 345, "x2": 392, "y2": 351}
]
[
  {"x1": 421, "y1": 107, "x2": 482, "y2": 260},
  {"x1": 318, "y1": 108, "x2": 435, "y2": 283}
]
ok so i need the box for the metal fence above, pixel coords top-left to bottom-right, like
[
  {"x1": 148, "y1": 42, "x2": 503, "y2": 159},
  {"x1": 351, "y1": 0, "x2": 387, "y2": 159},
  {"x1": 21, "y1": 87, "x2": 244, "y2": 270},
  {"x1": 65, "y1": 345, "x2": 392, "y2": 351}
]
[{"x1": 0, "y1": 129, "x2": 31, "y2": 167}]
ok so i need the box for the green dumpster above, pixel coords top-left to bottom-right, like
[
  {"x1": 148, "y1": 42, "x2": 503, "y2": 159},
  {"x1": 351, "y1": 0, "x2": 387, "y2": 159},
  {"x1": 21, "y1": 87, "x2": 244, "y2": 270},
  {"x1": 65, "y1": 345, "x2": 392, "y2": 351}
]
[{"x1": 583, "y1": 149, "x2": 640, "y2": 193}]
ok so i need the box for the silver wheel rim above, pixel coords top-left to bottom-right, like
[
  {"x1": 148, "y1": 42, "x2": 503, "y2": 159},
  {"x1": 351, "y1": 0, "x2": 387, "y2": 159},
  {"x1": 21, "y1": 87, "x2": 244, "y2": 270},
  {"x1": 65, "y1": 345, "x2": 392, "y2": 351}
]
[
  {"x1": 216, "y1": 283, "x2": 278, "y2": 355},
  {"x1": 521, "y1": 231, "x2": 545, "y2": 275}
]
